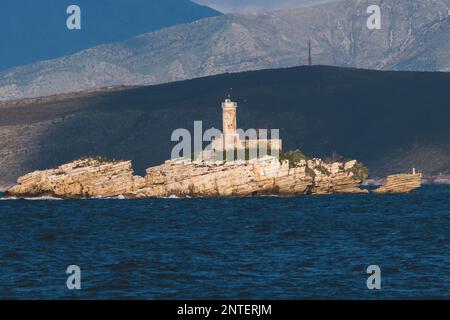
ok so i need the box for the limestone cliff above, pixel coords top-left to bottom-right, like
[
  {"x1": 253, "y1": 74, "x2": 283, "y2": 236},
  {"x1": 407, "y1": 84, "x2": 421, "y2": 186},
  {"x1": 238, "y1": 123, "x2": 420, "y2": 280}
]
[
  {"x1": 5, "y1": 156, "x2": 368, "y2": 199},
  {"x1": 5, "y1": 158, "x2": 145, "y2": 198},
  {"x1": 137, "y1": 156, "x2": 368, "y2": 197}
]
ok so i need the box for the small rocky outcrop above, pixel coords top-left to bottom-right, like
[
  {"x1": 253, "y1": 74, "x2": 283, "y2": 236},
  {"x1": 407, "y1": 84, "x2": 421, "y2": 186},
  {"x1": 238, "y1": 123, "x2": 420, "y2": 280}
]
[
  {"x1": 5, "y1": 158, "x2": 145, "y2": 198},
  {"x1": 5, "y1": 156, "x2": 369, "y2": 199},
  {"x1": 373, "y1": 173, "x2": 422, "y2": 194}
]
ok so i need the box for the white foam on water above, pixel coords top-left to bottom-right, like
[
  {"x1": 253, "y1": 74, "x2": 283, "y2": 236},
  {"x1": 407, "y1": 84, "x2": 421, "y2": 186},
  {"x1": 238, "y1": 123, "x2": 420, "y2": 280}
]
[
  {"x1": 24, "y1": 196, "x2": 63, "y2": 201},
  {"x1": 0, "y1": 196, "x2": 17, "y2": 201},
  {"x1": 158, "y1": 195, "x2": 183, "y2": 199},
  {"x1": 92, "y1": 194, "x2": 127, "y2": 200},
  {"x1": 0, "y1": 196, "x2": 63, "y2": 201}
]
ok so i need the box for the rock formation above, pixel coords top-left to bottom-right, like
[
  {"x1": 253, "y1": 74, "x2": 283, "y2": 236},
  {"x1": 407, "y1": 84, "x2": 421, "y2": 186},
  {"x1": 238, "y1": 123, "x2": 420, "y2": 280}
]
[
  {"x1": 137, "y1": 156, "x2": 368, "y2": 197},
  {"x1": 5, "y1": 158, "x2": 145, "y2": 198},
  {"x1": 373, "y1": 173, "x2": 422, "y2": 194},
  {"x1": 5, "y1": 156, "x2": 369, "y2": 199}
]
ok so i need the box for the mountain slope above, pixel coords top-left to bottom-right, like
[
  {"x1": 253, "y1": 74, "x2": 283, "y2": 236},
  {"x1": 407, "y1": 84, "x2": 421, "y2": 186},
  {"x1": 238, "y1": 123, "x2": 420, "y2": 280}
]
[
  {"x1": 386, "y1": 19, "x2": 450, "y2": 71},
  {"x1": 0, "y1": 0, "x2": 220, "y2": 71},
  {"x1": 192, "y1": 0, "x2": 332, "y2": 13},
  {"x1": 0, "y1": 66, "x2": 449, "y2": 189},
  {"x1": 1, "y1": 0, "x2": 450, "y2": 101}
]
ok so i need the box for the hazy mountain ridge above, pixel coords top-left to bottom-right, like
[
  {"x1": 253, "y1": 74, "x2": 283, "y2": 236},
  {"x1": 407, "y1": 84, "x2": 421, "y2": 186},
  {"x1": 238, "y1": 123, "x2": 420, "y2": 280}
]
[
  {"x1": 1, "y1": 0, "x2": 450, "y2": 101},
  {"x1": 0, "y1": 0, "x2": 221, "y2": 71},
  {"x1": 0, "y1": 66, "x2": 449, "y2": 189},
  {"x1": 192, "y1": 0, "x2": 334, "y2": 13}
]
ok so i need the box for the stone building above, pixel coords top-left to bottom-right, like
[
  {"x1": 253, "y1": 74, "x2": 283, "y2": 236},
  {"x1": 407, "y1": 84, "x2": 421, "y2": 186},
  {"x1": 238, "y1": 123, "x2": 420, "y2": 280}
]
[{"x1": 211, "y1": 98, "x2": 282, "y2": 157}]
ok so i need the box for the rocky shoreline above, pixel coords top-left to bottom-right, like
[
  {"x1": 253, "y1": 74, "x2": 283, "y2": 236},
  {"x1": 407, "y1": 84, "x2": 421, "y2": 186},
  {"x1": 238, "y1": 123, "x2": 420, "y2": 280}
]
[
  {"x1": 4, "y1": 155, "x2": 423, "y2": 199},
  {"x1": 5, "y1": 156, "x2": 369, "y2": 199}
]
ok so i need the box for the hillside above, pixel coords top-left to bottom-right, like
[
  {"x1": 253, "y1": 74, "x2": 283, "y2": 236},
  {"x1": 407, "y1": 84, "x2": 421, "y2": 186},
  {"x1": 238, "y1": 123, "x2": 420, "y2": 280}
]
[
  {"x1": 0, "y1": 66, "x2": 449, "y2": 190},
  {"x1": 1, "y1": 0, "x2": 450, "y2": 101},
  {"x1": 192, "y1": 0, "x2": 332, "y2": 13},
  {"x1": 0, "y1": 0, "x2": 220, "y2": 71}
]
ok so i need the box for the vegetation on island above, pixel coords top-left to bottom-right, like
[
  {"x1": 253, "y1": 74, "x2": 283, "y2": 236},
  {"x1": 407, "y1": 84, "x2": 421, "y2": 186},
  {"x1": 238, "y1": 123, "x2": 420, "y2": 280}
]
[
  {"x1": 72, "y1": 156, "x2": 122, "y2": 169},
  {"x1": 279, "y1": 149, "x2": 308, "y2": 168},
  {"x1": 185, "y1": 147, "x2": 369, "y2": 183},
  {"x1": 348, "y1": 162, "x2": 369, "y2": 181},
  {"x1": 92, "y1": 156, "x2": 121, "y2": 164},
  {"x1": 279, "y1": 148, "x2": 368, "y2": 181}
]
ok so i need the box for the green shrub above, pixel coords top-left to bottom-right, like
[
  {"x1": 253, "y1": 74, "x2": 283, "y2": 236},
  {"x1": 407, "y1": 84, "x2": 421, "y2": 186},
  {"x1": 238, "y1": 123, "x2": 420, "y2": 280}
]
[
  {"x1": 349, "y1": 162, "x2": 369, "y2": 181},
  {"x1": 279, "y1": 149, "x2": 308, "y2": 168},
  {"x1": 93, "y1": 156, "x2": 120, "y2": 164},
  {"x1": 305, "y1": 166, "x2": 316, "y2": 179}
]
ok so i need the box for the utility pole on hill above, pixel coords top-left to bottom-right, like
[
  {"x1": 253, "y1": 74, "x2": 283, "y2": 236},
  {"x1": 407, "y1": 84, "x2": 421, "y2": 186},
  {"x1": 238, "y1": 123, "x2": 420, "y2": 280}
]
[{"x1": 308, "y1": 40, "x2": 312, "y2": 66}]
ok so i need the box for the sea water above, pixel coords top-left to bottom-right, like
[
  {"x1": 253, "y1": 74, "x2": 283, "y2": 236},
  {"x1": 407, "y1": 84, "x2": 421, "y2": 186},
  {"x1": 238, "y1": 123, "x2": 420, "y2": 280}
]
[{"x1": 0, "y1": 186, "x2": 449, "y2": 299}]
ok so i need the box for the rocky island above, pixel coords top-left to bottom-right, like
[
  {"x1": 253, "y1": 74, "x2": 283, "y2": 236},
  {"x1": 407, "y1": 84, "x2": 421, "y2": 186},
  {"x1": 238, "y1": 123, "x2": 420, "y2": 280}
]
[
  {"x1": 5, "y1": 154, "x2": 369, "y2": 199},
  {"x1": 4, "y1": 98, "x2": 421, "y2": 199}
]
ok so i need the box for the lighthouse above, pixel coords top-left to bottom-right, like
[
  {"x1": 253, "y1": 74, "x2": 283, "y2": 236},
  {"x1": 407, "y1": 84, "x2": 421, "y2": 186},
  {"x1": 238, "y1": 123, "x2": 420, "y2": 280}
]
[
  {"x1": 222, "y1": 98, "x2": 237, "y2": 135},
  {"x1": 221, "y1": 97, "x2": 239, "y2": 150},
  {"x1": 210, "y1": 97, "x2": 282, "y2": 159}
]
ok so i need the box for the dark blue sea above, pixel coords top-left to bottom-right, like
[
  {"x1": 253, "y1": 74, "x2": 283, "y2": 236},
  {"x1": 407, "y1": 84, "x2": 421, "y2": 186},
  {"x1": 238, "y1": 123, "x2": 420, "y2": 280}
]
[{"x1": 0, "y1": 186, "x2": 449, "y2": 300}]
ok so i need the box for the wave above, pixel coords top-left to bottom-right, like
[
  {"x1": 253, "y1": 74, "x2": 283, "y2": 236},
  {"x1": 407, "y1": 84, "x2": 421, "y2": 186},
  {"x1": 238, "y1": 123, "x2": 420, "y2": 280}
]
[
  {"x1": 0, "y1": 196, "x2": 63, "y2": 201},
  {"x1": 93, "y1": 194, "x2": 127, "y2": 200},
  {"x1": 25, "y1": 196, "x2": 63, "y2": 201},
  {"x1": 0, "y1": 196, "x2": 16, "y2": 201},
  {"x1": 1, "y1": 194, "x2": 193, "y2": 200}
]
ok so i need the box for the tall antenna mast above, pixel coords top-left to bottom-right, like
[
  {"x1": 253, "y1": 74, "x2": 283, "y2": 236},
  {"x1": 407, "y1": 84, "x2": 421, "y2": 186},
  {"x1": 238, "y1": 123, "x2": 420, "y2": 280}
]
[
  {"x1": 227, "y1": 88, "x2": 233, "y2": 100},
  {"x1": 308, "y1": 40, "x2": 312, "y2": 66}
]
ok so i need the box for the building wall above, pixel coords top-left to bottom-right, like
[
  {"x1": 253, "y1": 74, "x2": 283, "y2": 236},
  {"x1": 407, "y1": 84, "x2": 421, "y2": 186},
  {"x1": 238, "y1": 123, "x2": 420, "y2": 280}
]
[
  {"x1": 244, "y1": 139, "x2": 282, "y2": 152},
  {"x1": 212, "y1": 137, "x2": 282, "y2": 152}
]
